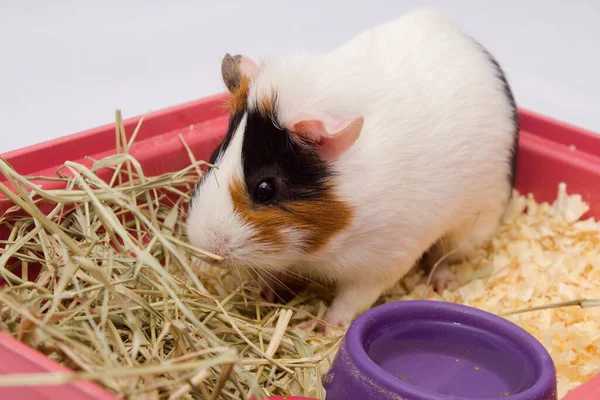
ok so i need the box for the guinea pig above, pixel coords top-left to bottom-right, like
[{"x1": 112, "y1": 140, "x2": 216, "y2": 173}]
[{"x1": 186, "y1": 8, "x2": 519, "y2": 328}]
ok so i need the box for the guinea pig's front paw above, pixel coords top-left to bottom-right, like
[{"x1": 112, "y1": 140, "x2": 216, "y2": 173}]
[
  {"x1": 260, "y1": 285, "x2": 276, "y2": 303},
  {"x1": 296, "y1": 319, "x2": 319, "y2": 332},
  {"x1": 256, "y1": 272, "x2": 281, "y2": 303}
]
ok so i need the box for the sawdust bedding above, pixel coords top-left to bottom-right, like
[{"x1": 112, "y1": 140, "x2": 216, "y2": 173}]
[{"x1": 377, "y1": 183, "x2": 600, "y2": 399}]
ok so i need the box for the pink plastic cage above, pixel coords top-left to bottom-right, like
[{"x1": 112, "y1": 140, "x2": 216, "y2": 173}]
[{"x1": 0, "y1": 92, "x2": 599, "y2": 399}]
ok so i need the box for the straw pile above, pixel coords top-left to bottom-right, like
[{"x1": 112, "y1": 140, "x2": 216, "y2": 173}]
[{"x1": 0, "y1": 111, "x2": 598, "y2": 399}]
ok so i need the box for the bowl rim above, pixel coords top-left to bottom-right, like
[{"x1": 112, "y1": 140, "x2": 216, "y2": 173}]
[{"x1": 343, "y1": 299, "x2": 556, "y2": 400}]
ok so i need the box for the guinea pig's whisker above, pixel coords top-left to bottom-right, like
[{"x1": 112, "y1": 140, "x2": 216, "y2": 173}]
[
  {"x1": 232, "y1": 265, "x2": 244, "y2": 286},
  {"x1": 244, "y1": 267, "x2": 263, "y2": 292},
  {"x1": 231, "y1": 266, "x2": 252, "y2": 307}
]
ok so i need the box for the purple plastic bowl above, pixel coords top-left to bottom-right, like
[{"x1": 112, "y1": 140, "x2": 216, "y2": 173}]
[{"x1": 322, "y1": 300, "x2": 557, "y2": 400}]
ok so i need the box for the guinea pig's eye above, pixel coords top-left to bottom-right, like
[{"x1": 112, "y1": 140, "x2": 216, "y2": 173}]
[{"x1": 254, "y1": 179, "x2": 276, "y2": 204}]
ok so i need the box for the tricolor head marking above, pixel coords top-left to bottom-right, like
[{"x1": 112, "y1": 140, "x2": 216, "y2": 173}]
[{"x1": 186, "y1": 54, "x2": 362, "y2": 271}]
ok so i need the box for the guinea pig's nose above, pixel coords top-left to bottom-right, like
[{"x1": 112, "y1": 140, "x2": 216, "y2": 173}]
[{"x1": 206, "y1": 235, "x2": 230, "y2": 262}]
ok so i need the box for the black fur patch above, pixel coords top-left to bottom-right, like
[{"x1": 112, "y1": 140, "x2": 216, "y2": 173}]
[
  {"x1": 241, "y1": 110, "x2": 332, "y2": 207},
  {"x1": 191, "y1": 106, "x2": 332, "y2": 209},
  {"x1": 487, "y1": 55, "x2": 520, "y2": 188},
  {"x1": 472, "y1": 39, "x2": 520, "y2": 188}
]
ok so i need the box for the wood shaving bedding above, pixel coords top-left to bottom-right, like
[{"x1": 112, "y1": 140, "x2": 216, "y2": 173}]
[{"x1": 386, "y1": 183, "x2": 600, "y2": 398}]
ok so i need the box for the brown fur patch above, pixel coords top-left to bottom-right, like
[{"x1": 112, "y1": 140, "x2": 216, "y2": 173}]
[
  {"x1": 226, "y1": 76, "x2": 250, "y2": 116},
  {"x1": 229, "y1": 177, "x2": 353, "y2": 254},
  {"x1": 257, "y1": 88, "x2": 275, "y2": 119}
]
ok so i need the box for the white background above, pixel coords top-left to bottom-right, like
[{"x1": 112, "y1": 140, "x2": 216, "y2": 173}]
[{"x1": 1, "y1": 0, "x2": 599, "y2": 154}]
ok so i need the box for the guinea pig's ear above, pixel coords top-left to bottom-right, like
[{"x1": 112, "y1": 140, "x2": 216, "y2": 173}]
[
  {"x1": 221, "y1": 53, "x2": 259, "y2": 93},
  {"x1": 288, "y1": 113, "x2": 364, "y2": 161}
]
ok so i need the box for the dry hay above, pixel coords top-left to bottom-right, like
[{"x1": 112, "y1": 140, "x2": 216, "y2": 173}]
[{"x1": 0, "y1": 111, "x2": 597, "y2": 399}]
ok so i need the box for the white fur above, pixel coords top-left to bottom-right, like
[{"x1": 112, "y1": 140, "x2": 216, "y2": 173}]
[
  {"x1": 186, "y1": 114, "x2": 252, "y2": 261},
  {"x1": 188, "y1": 9, "x2": 517, "y2": 326}
]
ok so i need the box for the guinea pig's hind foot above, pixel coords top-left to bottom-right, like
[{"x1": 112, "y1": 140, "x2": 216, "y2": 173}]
[
  {"x1": 422, "y1": 244, "x2": 459, "y2": 294},
  {"x1": 430, "y1": 262, "x2": 459, "y2": 294}
]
